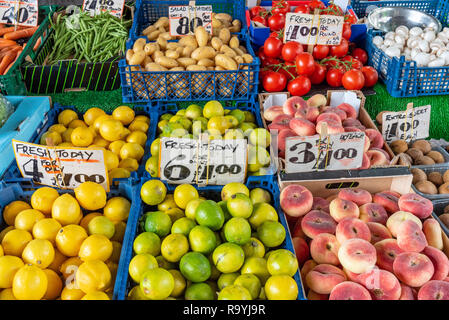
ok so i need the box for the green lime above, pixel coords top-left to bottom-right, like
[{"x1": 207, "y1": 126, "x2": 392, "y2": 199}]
[
  {"x1": 257, "y1": 221, "x2": 286, "y2": 248},
  {"x1": 249, "y1": 188, "x2": 272, "y2": 205},
  {"x1": 179, "y1": 252, "x2": 211, "y2": 282},
  {"x1": 144, "y1": 211, "x2": 172, "y2": 237},
  {"x1": 226, "y1": 193, "x2": 253, "y2": 218},
  {"x1": 140, "y1": 268, "x2": 174, "y2": 300},
  {"x1": 156, "y1": 255, "x2": 176, "y2": 269},
  {"x1": 218, "y1": 285, "x2": 252, "y2": 300},
  {"x1": 217, "y1": 272, "x2": 240, "y2": 290},
  {"x1": 229, "y1": 109, "x2": 245, "y2": 124},
  {"x1": 160, "y1": 113, "x2": 174, "y2": 121},
  {"x1": 185, "y1": 282, "x2": 215, "y2": 300},
  {"x1": 128, "y1": 253, "x2": 158, "y2": 284},
  {"x1": 171, "y1": 217, "x2": 197, "y2": 236},
  {"x1": 161, "y1": 233, "x2": 189, "y2": 263},
  {"x1": 133, "y1": 232, "x2": 161, "y2": 256},
  {"x1": 224, "y1": 217, "x2": 251, "y2": 245},
  {"x1": 212, "y1": 243, "x2": 245, "y2": 273},
  {"x1": 242, "y1": 237, "x2": 265, "y2": 258},
  {"x1": 176, "y1": 109, "x2": 187, "y2": 116},
  {"x1": 267, "y1": 249, "x2": 298, "y2": 277},
  {"x1": 243, "y1": 111, "x2": 256, "y2": 123},
  {"x1": 218, "y1": 201, "x2": 232, "y2": 222},
  {"x1": 249, "y1": 203, "x2": 278, "y2": 229},
  {"x1": 185, "y1": 104, "x2": 203, "y2": 120},
  {"x1": 195, "y1": 200, "x2": 225, "y2": 231},
  {"x1": 189, "y1": 225, "x2": 217, "y2": 254},
  {"x1": 233, "y1": 274, "x2": 261, "y2": 299},
  {"x1": 192, "y1": 117, "x2": 208, "y2": 137}
]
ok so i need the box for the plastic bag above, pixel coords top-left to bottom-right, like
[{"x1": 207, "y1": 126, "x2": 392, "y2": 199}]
[{"x1": 0, "y1": 94, "x2": 15, "y2": 128}]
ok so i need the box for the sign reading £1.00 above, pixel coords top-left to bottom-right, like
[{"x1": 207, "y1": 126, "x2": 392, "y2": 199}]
[
  {"x1": 285, "y1": 131, "x2": 366, "y2": 173},
  {"x1": 284, "y1": 12, "x2": 344, "y2": 45},
  {"x1": 83, "y1": 0, "x2": 125, "y2": 18},
  {"x1": 168, "y1": 5, "x2": 212, "y2": 36},
  {"x1": 12, "y1": 140, "x2": 110, "y2": 191},
  {"x1": 0, "y1": 0, "x2": 38, "y2": 27},
  {"x1": 159, "y1": 137, "x2": 247, "y2": 185}
]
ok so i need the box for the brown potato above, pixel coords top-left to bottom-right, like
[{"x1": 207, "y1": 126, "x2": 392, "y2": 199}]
[
  {"x1": 411, "y1": 168, "x2": 427, "y2": 184},
  {"x1": 428, "y1": 172, "x2": 444, "y2": 187},
  {"x1": 412, "y1": 140, "x2": 432, "y2": 154},
  {"x1": 390, "y1": 140, "x2": 408, "y2": 155},
  {"x1": 427, "y1": 150, "x2": 445, "y2": 164},
  {"x1": 415, "y1": 180, "x2": 438, "y2": 194}
]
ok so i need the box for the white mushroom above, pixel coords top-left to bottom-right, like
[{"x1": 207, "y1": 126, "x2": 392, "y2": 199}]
[
  {"x1": 423, "y1": 30, "x2": 436, "y2": 42},
  {"x1": 411, "y1": 48, "x2": 421, "y2": 59},
  {"x1": 439, "y1": 51, "x2": 449, "y2": 64},
  {"x1": 409, "y1": 27, "x2": 423, "y2": 37},
  {"x1": 418, "y1": 40, "x2": 430, "y2": 53},
  {"x1": 428, "y1": 57, "x2": 445, "y2": 67},
  {"x1": 385, "y1": 31, "x2": 395, "y2": 40},
  {"x1": 373, "y1": 36, "x2": 383, "y2": 47},
  {"x1": 394, "y1": 34, "x2": 406, "y2": 46},
  {"x1": 385, "y1": 46, "x2": 401, "y2": 58},
  {"x1": 413, "y1": 52, "x2": 430, "y2": 66},
  {"x1": 383, "y1": 38, "x2": 395, "y2": 47},
  {"x1": 407, "y1": 37, "x2": 421, "y2": 48}
]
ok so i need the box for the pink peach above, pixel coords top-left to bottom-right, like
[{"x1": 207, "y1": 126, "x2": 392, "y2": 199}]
[
  {"x1": 338, "y1": 188, "x2": 372, "y2": 206},
  {"x1": 316, "y1": 120, "x2": 344, "y2": 135},
  {"x1": 359, "y1": 203, "x2": 388, "y2": 225},
  {"x1": 263, "y1": 105, "x2": 284, "y2": 122},
  {"x1": 338, "y1": 238, "x2": 377, "y2": 274},
  {"x1": 277, "y1": 128, "x2": 297, "y2": 153},
  {"x1": 336, "y1": 103, "x2": 357, "y2": 119},
  {"x1": 291, "y1": 216, "x2": 306, "y2": 239},
  {"x1": 366, "y1": 149, "x2": 390, "y2": 166},
  {"x1": 310, "y1": 233, "x2": 340, "y2": 265},
  {"x1": 358, "y1": 268, "x2": 401, "y2": 300},
  {"x1": 283, "y1": 96, "x2": 307, "y2": 116},
  {"x1": 397, "y1": 220, "x2": 428, "y2": 252},
  {"x1": 301, "y1": 259, "x2": 318, "y2": 282},
  {"x1": 369, "y1": 147, "x2": 391, "y2": 161},
  {"x1": 393, "y1": 252, "x2": 435, "y2": 287},
  {"x1": 322, "y1": 107, "x2": 347, "y2": 121},
  {"x1": 305, "y1": 264, "x2": 347, "y2": 294},
  {"x1": 374, "y1": 239, "x2": 404, "y2": 273},
  {"x1": 386, "y1": 211, "x2": 423, "y2": 238},
  {"x1": 423, "y1": 246, "x2": 449, "y2": 281},
  {"x1": 280, "y1": 184, "x2": 314, "y2": 218},
  {"x1": 336, "y1": 217, "x2": 371, "y2": 244},
  {"x1": 367, "y1": 222, "x2": 392, "y2": 244},
  {"x1": 344, "y1": 126, "x2": 363, "y2": 133},
  {"x1": 373, "y1": 192, "x2": 400, "y2": 214},
  {"x1": 329, "y1": 198, "x2": 360, "y2": 222},
  {"x1": 342, "y1": 118, "x2": 363, "y2": 128},
  {"x1": 268, "y1": 114, "x2": 293, "y2": 132},
  {"x1": 398, "y1": 193, "x2": 433, "y2": 219},
  {"x1": 418, "y1": 280, "x2": 449, "y2": 300},
  {"x1": 307, "y1": 290, "x2": 329, "y2": 300},
  {"x1": 358, "y1": 154, "x2": 371, "y2": 170},
  {"x1": 289, "y1": 117, "x2": 316, "y2": 136},
  {"x1": 292, "y1": 236, "x2": 310, "y2": 267},
  {"x1": 312, "y1": 197, "x2": 330, "y2": 213},
  {"x1": 399, "y1": 283, "x2": 416, "y2": 300},
  {"x1": 301, "y1": 210, "x2": 337, "y2": 239},
  {"x1": 316, "y1": 112, "x2": 342, "y2": 125},
  {"x1": 329, "y1": 281, "x2": 372, "y2": 300},
  {"x1": 365, "y1": 128, "x2": 384, "y2": 149},
  {"x1": 306, "y1": 94, "x2": 327, "y2": 108}
]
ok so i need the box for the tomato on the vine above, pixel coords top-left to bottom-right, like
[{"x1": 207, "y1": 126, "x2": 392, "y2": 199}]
[
  {"x1": 361, "y1": 66, "x2": 378, "y2": 87},
  {"x1": 282, "y1": 41, "x2": 303, "y2": 62},
  {"x1": 309, "y1": 62, "x2": 327, "y2": 84},
  {"x1": 272, "y1": 0, "x2": 290, "y2": 15},
  {"x1": 326, "y1": 68, "x2": 344, "y2": 87},
  {"x1": 250, "y1": 6, "x2": 267, "y2": 18},
  {"x1": 263, "y1": 71, "x2": 287, "y2": 92},
  {"x1": 268, "y1": 13, "x2": 286, "y2": 32},
  {"x1": 342, "y1": 23, "x2": 352, "y2": 40},
  {"x1": 321, "y1": 3, "x2": 344, "y2": 16},
  {"x1": 252, "y1": 15, "x2": 267, "y2": 26},
  {"x1": 295, "y1": 52, "x2": 315, "y2": 76},
  {"x1": 341, "y1": 56, "x2": 363, "y2": 70},
  {"x1": 264, "y1": 37, "x2": 283, "y2": 58},
  {"x1": 278, "y1": 64, "x2": 296, "y2": 81},
  {"x1": 330, "y1": 38, "x2": 349, "y2": 58},
  {"x1": 352, "y1": 48, "x2": 368, "y2": 65},
  {"x1": 288, "y1": 76, "x2": 311, "y2": 96},
  {"x1": 312, "y1": 45, "x2": 330, "y2": 60},
  {"x1": 344, "y1": 14, "x2": 357, "y2": 25},
  {"x1": 309, "y1": 0, "x2": 325, "y2": 11},
  {"x1": 342, "y1": 69, "x2": 365, "y2": 90},
  {"x1": 294, "y1": 4, "x2": 310, "y2": 14}
]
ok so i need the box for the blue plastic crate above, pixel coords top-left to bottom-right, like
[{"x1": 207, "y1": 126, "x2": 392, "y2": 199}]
[
  {"x1": 0, "y1": 179, "x2": 140, "y2": 300},
  {"x1": 3, "y1": 103, "x2": 153, "y2": 184},
  {"x1": 130, "y1": 0, "x2": 248, "y2": 42},
  {"x1": 114, "y1": 174, "x2": 306, "y2": 300},
  {"x1": 366, "y1": 28, "x2": 449, "y2": 97},
  {"x1": 119, "y1": 35, "x2": 259, "y2": 103}
]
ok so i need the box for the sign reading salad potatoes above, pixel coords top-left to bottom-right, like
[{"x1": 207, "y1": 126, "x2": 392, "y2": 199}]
[
  {"x1": 12, "y1": 140, "x2": 109, "y2": 191},
  {"x1": 168, "y1": 4, "x2": 212, "y2": 36},
  {"x1": 0, "y1": 0, "x2": 38, "y2": 27},
  {"x1": 83, "y1": 0, "x2": 125, "y2": 18}
]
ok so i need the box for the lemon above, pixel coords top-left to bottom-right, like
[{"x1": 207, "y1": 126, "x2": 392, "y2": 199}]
[
  {"x1": 1, "y1": 229, "x2": 32, "y2": 256},
  {"x1": 48, "y1": 124, "x2": 67, "y2": 134},
  {"x1": 157, "y1": 194, "x2": 178, "y2": 212},
  {"x1": 42, "y1": 269, "x2": 63, "y2": 300},
  {"x1": 47, "y1": 248, "x2": 66, "y2": 274},
  {"x1": 79, "y1": 212, "x2": 102, "y2": 231},
  {"x1": 62, "y1": 128, "x2": 74, "y2": 142},
  {"x1": 145, "y1": 156, "x2": 159, "y2": 178},
  {"x1": 140, "y1": 268, "x2": 174, "y2": 300},
  {"x1": 74, "y1": 181, "x2": 107, "y2": 211},
  {"x1": 76, "y1": 260, "x2": 111, "y2": 293},
  {"x1": 108, "y1": 168, "x2": 131, "y2": 184},
  {"x1": 0, "y1": 255, "x2": 24, "y2": 288},
  {"x1": 71, "y1": 126, "x2": 94, "y2": 147},
  {"x1": 87, "y1": 145, "x2": 105, "y2": 150},
  {"x1": 32, "y1": 219, "x2": 61, "y2": 245},
  {"x1": 168, "y1": 269, "x2": 186, "y2": 298},
  {"x1": 40, "y1": 131, "x2": 62, "y2": 146},
  {"x1": 93, "y1": 114, "x2": 112, "y2": 133},
  {"x1": 58, "y1": 142, "x2": 74, "y2": 147},
  {"x1": 118, "y1": 158, "x2": 139, "y2": 172},
  {"x1": 84, "y1": 107, "x2": 106, "y2": 126},
  {"x1": 60, "y1": 286, "x2": 85, "y2": 300},
  {"x1": 93, "y1": 136, "x2": 110, "y2": 148},
  {"x1": 51, "y1": 194, "x2": 81, "y2": 226},
  {"x1": 0, "y1": 288, "x2": 16, "y2": 300},
  {"x1": 55, "y1": 224, "x2": 88, "y2": 257},
  {"x1": 128, "y1": 253, "x2": 158, "y2": 283},
  {"x1": 100, "y1": 119, "x2": 125, "y2": 142},
  {"x1": 13, "y1": 264, "x2": 48, "y2": 300},
  {"x1": 141, "y1": 180, "x2": 167, "y2": 206},
  {"x1": 128, "y1": 285, "x2": 150, "y2": 300},
  {"x1": 109, "y1": 241, "x2": 122, "y2": 263},
  {"x1": 15, "y1": 209, "x2": 45, "y2": 232},
  {"x1": 128, "y1": 120, "x2": 149, "y2": 133},
  {"x1": 106, "y1": 260, "x2": 118, "y2": 280},
  {"x1": 134, "y1": 115, "x2": 150, "y2": 124},
  {"x1": 88, "y1": 216, "x2": 115, "y2": 239},
  {"x1": 3, "y1": 200, "x2": 31, "y2": 226},
  {"x1": 60, "y1": 256, "x2": 83, "y2": 280},
  {"x1": 113, "y1": 106, "x2": 135, "y2": 125},
  {"x1": 150, "y1": 138, "x2": 160, "y2": 157},
  {"x1": 31, "y1": 187, "x2": 59, "y2": 215},
  {"x1": 126, "y1": 131, "x2": 147, "y2": 147},
  {"x1": 102, "y1": 197, "x2": 130, "y2": 223},
  {"x1": 108, "y1": 140, "x2": 126, "y2": 156},
  {"x1": 79, "y1": 234, "x2": 113, "y2": 262},
  {"x1": 0, "y1": 245, "x2": 3, "y2": 256},
  {"x1": 0, "y1": 226, "x2": 13, "y2": 242},
  {"x1": 111, "y1": 221, "x2": 126, "y2": 242},
  {"x1": 22, "y1": 239, "x2": 55, "y2": 269},
  {"x1": 174, "y1": 184, "x2": 199, "y2": 210},
  {"x1": 81, "y1": 291, "x2": 110, "y2": 300},
  {"x1": 120, "y1": 142, "x2": 144, "y2": 161},
  {"x1": 103, "y1": 150, "x2": 119, "y2": 171},
  {"x1": 203, "y1": 101, "x2": 224, "y2": 119},
  {"x1": 68, "y1": 119, "x2": 87, "y2": 129},
  {"x1": 58, "y1": 110, "x2": 78, "y2": 127}
]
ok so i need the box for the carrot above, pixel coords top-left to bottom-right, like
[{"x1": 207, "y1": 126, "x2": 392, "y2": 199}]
[
  {"x1": 0, "y1": 39, "x2": 18, "y2": 47},
  {"x1": 0, "y1": 49, "x2": 17, "y2": 75},
  {"x1": 4, "y1": 26, "x2": 38, "y2": 40},
  {"x1": 32, "y1": 36, "x2": 41, "y2": 51},
  {"x1": 3, "y1": 49, "x2": 22, "y2": 75}
]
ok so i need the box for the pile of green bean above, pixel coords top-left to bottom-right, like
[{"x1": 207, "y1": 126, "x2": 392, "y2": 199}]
[{"x1": 46, "y1": 11, "x2": 132, "y2": 64}]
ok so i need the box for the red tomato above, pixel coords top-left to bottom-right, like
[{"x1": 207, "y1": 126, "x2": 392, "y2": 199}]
[
  {"x1": 250, "y1": 6, "x2": 267, "y2": 18},
  {"x1": 361, "y1": 66, "x2": 378, "y2": 87},
  {"x1": 288, "y1": 76, "x2": 311, "y2": 96},
  {"x1": 269, "y1": 30, "x2": 283, "y2": 39},
  {"x1": 282, "y1": 41, "x2": 303, "y2": 62},
  {"x1": 258, "y1": 47, "x2": 269, "y2": 66},
  {"x1": 341, "y1": 56, "x2": 362, "y2": 70},
  {"x1": 272, "y1": 0, "x2": 290, "y2": 15},
  {"x1": 264, "y1": 37, "x2": 283, "y2": 58},
  {"x1": 252, "y1": 16, "x2": 267, "y2": 26},
  {"x1": 259, "y1": 68, "x2": 272, "y2": 82},
  {"x1": 325, "y1": 3, "x2": 344, "y2": 16},
  {"x1": 309, "y1": 62, "x2": 327, "y2": 84},
  {"x1": 342, "y1": 69, "x2": 365, "y2": 90},
  {"x1": 330, "y1": 38, "x2": 349, "y2": 58},
  {"x1": 345, "y1": 14, "x2": 357, "y2": 25},
  {"x1": 268, "y1": 13, "x2": 286, "y2": 31},
  {"x1": 309, "y1": 0, "x2": 325, "y2": 11},
  {"x1": 312, "y1": 45, "x2": 329, "y2": 60},
  {"x1": 263, "y1": 71, "x2": 287, "y2": 92},
  {"x1": 295, "y1": 52, "x2": 315, "y2": 76},
  {"x1": 326, "y1": 68, "x2": 344, "y2": 87},
  {"x1": 352, "y1": 48, "x2": 368, "y2": 65},
  {"x1": 342, "y1": 23, "x2": 352, "y2": 40},
  {"x1": 294, "y1": 4, "x2": 310, "y2": 14}
]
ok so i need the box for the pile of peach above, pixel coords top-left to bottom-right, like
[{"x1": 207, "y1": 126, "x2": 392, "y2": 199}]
[
  {"x1": 281, "y1": 184, "x2": 449, "y2": 300},
  {"x1": 263, "y1": 94, "x2": 390, "y2": 168}
]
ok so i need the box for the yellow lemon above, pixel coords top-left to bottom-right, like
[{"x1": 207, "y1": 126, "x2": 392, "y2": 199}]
[
  {"x1": 48, "y1": 124, "x2": 67, "y2": 134},
  {"x1": 168, "y1": 269, "x2": 186, "y2": 298},
  {"x1": 0, "y1": 288, "x2": 16, "y2": 300},
  {"x1": 103, "y1": 150, "x2": 119, "y2": 171},
  {"x1": 134, "y1": 115, "x2": 150, "y2": 124},
  {"x1": 108, "y1": 140, "x2": 126, "y2": 156},
  {"x1": 129, "y1": 120, "x2": 149, "y2": 133},
  {"x1": 58, "y1": 110, "x2": 78, "y2": 127},
  {"x1": 80, "y1": 212, "x2": 102, "y2": 231},
  {"x1": 47, "y1": 248, "x2": 66, "y2": 274},
  {"x1": 106, "y1": 260, "x2": 118, "y2": 280},
  {"x1": 88, "y1": 125, "x2": 98, "y2": 139},
  {"x1": 58, "y1": 142, "x2": 73, "y2": 147},
  {"x1": 113, "y1": 106, "x2": 135, "y2": 125},
  {"x1": 120, "y1": 128, "x2": 131, "y2": 140},
  {"x1": 55, "y1": 224, "x2": 88, "y2": 257},
  {"x1": 108, "y1": 168, "x2": 131, "y2": 184},
  {"x1": 76, "y1": 260, "x2": 111, "y2": 294},
  {"x1": 0, "y1": 245, "x2": 3, "y2": 256},
  {"x1": 68, "y1": 119, "x2": 87, "y2": 129},
  {"x1": 87, "y1": 145, "x2": 105, "y2": 150},
  {"x1": 93, "y1": 114, "x2": 113, "y2": 133},
  {"x1": 62, "y1": 128, "x2": 74, "y2": 142},
  {"x1": 184, "y1": 199, "x2": 204, "y2": 220},
  {"x1": 0, "y1": 226, "x2": 13, "y2": 242},
  {"x1": 79, "y1": 234, "x2": 113, "y2": 262},
  {"x1": 59, "y1": 256, "x2": 83, "y2": 281},
  {"x1": 140, "y1": 180, "x2": 167, "y2": 206},
  {"x1": 157, "y1": 194, "x2": 178, "y2": 212},
  {"x1": 60, "y1": 286, "x2": 85, "y2": 300},
  {"x1": 1, "y1": 229, "x2": 32, "y2": 256},
  {"x1": 128, "y1": 253, "x2": 158, "y2": 283},
  {"x1": 100, "y1": 119, "x2": 125, "y2": 142},
  {"x1": 40, "y1": 131, "x2": 62, "y2": 146},
  {"x1": 42, "y1": 269, "x2": 63, "y2": 300},
  {"x1": 109, "y1": 241, "x2": 122, "y2": 263},
  {"x1": 83, "y1": 107, "x2": 106, "y2": 126},
  {"x1": 74, "y1": 181, "x2": 107, "y2": 211},
  {"x1": 71, "y1": 126, "x2": 94, "y2": 147},
  {"x1": 87, "y1": 216, "x2": 115, "y2": 239},
  {"x1": 103, "y1": 197, "x2": 130, "y2": 222},
  {"x1": 51, "y1": 194, "x2": 81, "y2": 226},
  {"x1": 120, "y1": 142, "x2": 144, "y2": 161},
  {"x1": 32, "y1": 218, "x2": 61, "y2": 245},
  {"x1": 82, "y1": 291, "x2": 110, "y2": 300},
  {"x1": 111, "y1": 221, "x2": 127, "y2": 242},
  {"x1": 0, "y1": 255, "x2": 24, "y2": 288},
  {"x1": 165, "y1": 208, "x2": 184, "y2": 223},
  {"x1": 13, "y1": 264, "x2": 48, "y2": 300},
  {"x1": 15, "y1": 209, "x2": 45, "y2": 232},
  {"x1": 128, "y1": 285, "x2": 150, "y2": 300},
  {"x1": 126, "y1": 131, "x2": 147, "y2": 147},
  {"x1": 174, "y1": 184, "x2": 199, "y2": 209},
  {"x1": 31, "y1": 187, "x2": 59, "y2": 215},
  {"x1": 3, "y1": 201, "x2": 31, "y2": 226},
  {"x1": 93, "y1": 136, "x2": 110, "y2": 148},
  {"x1": 118, "y1": 158, "x2": 139, "y2": 172},
  {"x1": 22, "y1": 239, "x2": 55, "y2": 269}
]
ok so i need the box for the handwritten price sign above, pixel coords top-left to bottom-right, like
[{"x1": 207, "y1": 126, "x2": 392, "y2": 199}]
[
  {"x1": 83, "y1": 0, "x2": 125, "y2": 18},
  {"x1": 12, "y1": 140, "x2": 109, "y2": 191},
  {"x1": 0, "y1": 0, "x2": 38, "y2": 27},
  {"x1": 285, "y1": 131, "x2": 365, "y2": 173},
  {"x1": 168, "y1": 5, "x2": 212, "y2": 36}
]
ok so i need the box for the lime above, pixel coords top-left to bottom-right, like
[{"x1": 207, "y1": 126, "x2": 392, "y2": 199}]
[
  {"x1": 140, "y1": 268, "x2": 174, "y2": 300},
  {"x1": 188, "y1": 226, "x2": 216, "y2": 254},
  {"x1": 208, "y1": 253, "x2": 221, "y2": 281},
  {"x1": 229, "y1": 110, "x2": 245, "y2": 124},
  {"x1": 249, "y1": 188, "x2": 272, "y2": 205},
  {"x1": 156, "y1": 255, "x2": 176, "y2": 270},
  {"x1": 160, "y1": 113, "x2": 173, "y2": 121},
  {"x1": 179, "y1": 252, "x2": 211, "y2": 283},
  {"x1": 171, "y1": 217, "x2": 197, "y2": 236},
  {"x1": 128, "y1": 285, "x2": 150, "y2": 300},
  {"x1": 223, "y1": 217, "x2": 251, "y2": 245},
  {"x1": 165, "y1": 208, "x2": 185, "y2": 223},
  {"x1": 218, "y1": 285, "x2": 252, "y2": 300},
  {"x1": 249, "y1": 203, "x2": 278, "y2": 229},
  {"x1": 212, "y1": 243, "x2": 245, "y2": 273},
  {"x1": 168, "y1": 269, "x2": 186, "y2": 298},
  {"x1": 195, "y1": 200, "x2": 224, "y2": 231},
  {"x1": 233, "y1": 274, "x2": 261, "y2": 299},
  {"x1": 141, "y1": 180, "x2": 167, "y2": 206},
  {"x1": 226, "y1": 193, "x2": 253, "y2": 219},
  {"x1": 133, "y1": 232, "x2": 161, "y2": 256},
  {"x1": 185, "y1": 282, "x2": 215, "y2": 300},
  {"x1": 218, "y1": 201, "x2": 232, "y2": 222},
  {"x1": 249, "y1": 128, "x2": 271, "y2": 148},
  {"x1": 87, "y1": 216, "x2": 115, "y2": 239},
  {"x1": 174, "y1": 184, "x2": 199, "y2": 209},
  {"x1": 144, "y1": 211, "x2": 172, "y2": 237},
  {"x1": 257, "y1": 221, "x2": 286, "y2": 248},
  {"x1": 267, "y1": 249, "x2": 298, "y2": 277},
  {"x1": 192, "y1": 117, "x2": 208, "y2": 137},
  {"x1": 242, "y1": 237, "x2": 265, "y2": 258},
  {"x1": 203, "y1": 101, "x2": 224, "y2": 119},
  {"x1": 243, "y1": 111, "x2": 256, "y2": 123},
  {"x1": 161, "y1": 234, "x2": 189, "y2": 263},
  {"x1": 128, "y1": 254, "x2": 158, "y2": 283},
  {"x1": 185, "y1": 104, "x2": 203, "y2": 120},
  {"x1": 241, "y1": 257, "x2": 270, "y2": 285},
  {"x1": 217, "y1": 272, "x2": 240, "y2": 290},
  {"x1": 221, "y1": 183, "x2": 249, "y2": 201}
]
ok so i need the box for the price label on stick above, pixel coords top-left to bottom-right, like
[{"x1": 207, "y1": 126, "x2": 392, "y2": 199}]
[
  {"x1": 168, "y1": 5, "x2": 212, "y2": 36},
  {"x1": 12, "y1": 140, "x2": 110, "y2": 191},
  {"x1": 159, "y1": 137, "x2": 247, "y2": 185},
  {"x1": 0, "y1": 0, "x2": 38, "y2": 27},
  {"x1": 284, "y1": 12, "x2": 344, "y2": 45},
  {"x1": 285, "y1": 131, "x2": 365, "y2": 173},
  {"x1": 382, "y1": 104, "x2": 431, "y2": 143},
  {"x1": 83, "y1": 0, "x2": 125, "y2": 18}
]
